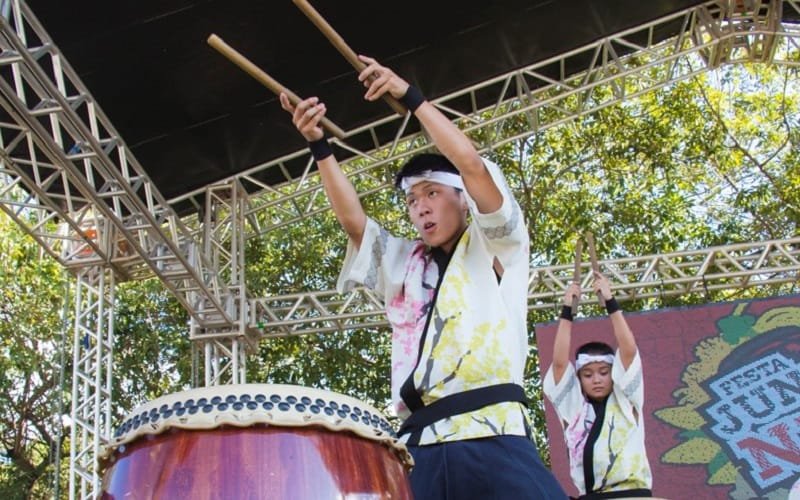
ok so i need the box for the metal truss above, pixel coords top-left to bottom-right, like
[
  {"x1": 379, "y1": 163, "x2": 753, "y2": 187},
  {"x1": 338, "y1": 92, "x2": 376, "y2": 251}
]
[
  {"x1": 169, "y1": 0, "x2": 800, "y2": 239},
  {"x1": 251, "y1": 237, "x2": 800, "y2": 337},
  {"x1": 190, "y1": 180, "x2": 261, "y2": 384},
  {"x1": 0, "y1": 1, "x2": 237, "y2": 330},
  {"x1": 196, "y1": 338, "x2": 250, "y2": 386},
  {"x1": 68, "y1": 267, "x2": 114, "y2": 500}
]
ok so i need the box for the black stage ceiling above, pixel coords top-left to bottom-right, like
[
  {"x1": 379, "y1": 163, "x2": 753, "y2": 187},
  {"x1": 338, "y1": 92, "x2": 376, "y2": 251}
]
[{"x1": 26, "y1": 0, "x2": 704, "y2": 205}]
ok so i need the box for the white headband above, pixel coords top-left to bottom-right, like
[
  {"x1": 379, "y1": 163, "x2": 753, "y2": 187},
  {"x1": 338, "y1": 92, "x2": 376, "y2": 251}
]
[
  {"x1": 400, "y1": 170, "x2": 464, "y2": 194},
  {"x1": 576, "y1": 353, "x2": 614, "y2": 371}
]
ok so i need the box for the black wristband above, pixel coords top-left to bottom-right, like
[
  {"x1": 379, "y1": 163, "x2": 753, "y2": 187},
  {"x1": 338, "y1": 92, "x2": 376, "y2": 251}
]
[
  {"x1": 560, "y1": 304, "x2": 573, "y2": 322},
  {"x1": 308, "y1": 138, "x2": 333, "y2": 162},
  {"x1": 400, "y1": 85, "x2": 426, "y2": 113},
  {"x1": 605, "y1": 296, "x2": 621, "y2": 315}
]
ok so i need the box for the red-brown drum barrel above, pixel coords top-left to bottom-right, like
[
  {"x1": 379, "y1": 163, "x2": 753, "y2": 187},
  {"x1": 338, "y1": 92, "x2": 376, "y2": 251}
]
[{"x1": 99, "y1": 384, "x2": 413, "y2": 499}]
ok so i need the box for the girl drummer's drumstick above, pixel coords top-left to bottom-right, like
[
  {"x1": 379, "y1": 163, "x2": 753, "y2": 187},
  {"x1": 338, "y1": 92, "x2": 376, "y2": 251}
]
[
  {"x1": 291, "y1": 0, "x2": 408, "y2": 116},
  {"x1": 585, "y1": 231, "x2": 606, "y2": 307},
  {"x1": 571, "y1": 237, "x2": 582, "y2": 315},
  {"x1": 207, "y1": 34, "x2": 346, "y2": 140}
]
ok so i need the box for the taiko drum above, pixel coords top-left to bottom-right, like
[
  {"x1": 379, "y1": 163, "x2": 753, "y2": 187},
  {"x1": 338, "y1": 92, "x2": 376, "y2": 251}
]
[{"x1": 99, "y1": 384, "x2": 413, "y2": 499}]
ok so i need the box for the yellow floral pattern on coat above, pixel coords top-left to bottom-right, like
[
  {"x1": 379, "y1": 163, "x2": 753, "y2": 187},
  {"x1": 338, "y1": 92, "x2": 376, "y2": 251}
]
[
  {"x1": 413, "y1": 231, "x2": 529, "y2": 443},
  {"x1": 593, "y1": 407, "x2": 646, "y2": 491}
]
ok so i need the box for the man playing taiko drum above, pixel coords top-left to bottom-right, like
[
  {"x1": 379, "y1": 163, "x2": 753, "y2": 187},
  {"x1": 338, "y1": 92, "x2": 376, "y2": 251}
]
[{"x1": 279, "y1": 56, "x2": 566, "y2": 499}]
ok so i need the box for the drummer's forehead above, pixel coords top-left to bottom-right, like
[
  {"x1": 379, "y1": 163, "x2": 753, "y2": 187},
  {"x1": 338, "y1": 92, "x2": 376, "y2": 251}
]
[{"x1": 578, "y1": 362, "x2": 611, "y2": 373}]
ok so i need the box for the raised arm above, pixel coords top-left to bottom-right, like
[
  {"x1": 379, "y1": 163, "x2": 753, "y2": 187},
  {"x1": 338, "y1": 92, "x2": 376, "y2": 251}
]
[
  {"x1": 356, "y1": 55, "x2": 502, "y2": 214},
  {"x1": 552, "y1": 282, "x2": 581, "y2": 384},
  {"x1": 593, "y1": 271, "x2": 637, "y2": 369},
  {"x1": 279, "y1": 93, "x2": 367, "y2": 248}
]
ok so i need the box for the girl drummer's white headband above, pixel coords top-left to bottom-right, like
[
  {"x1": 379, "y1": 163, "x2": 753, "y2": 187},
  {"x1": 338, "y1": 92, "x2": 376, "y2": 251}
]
[
  {"x1": 576, "y1": 353, "x2": 614, "y2": 370},
  {"x1": 400, "y1": 170, "x2": 464, "y2": 194}
]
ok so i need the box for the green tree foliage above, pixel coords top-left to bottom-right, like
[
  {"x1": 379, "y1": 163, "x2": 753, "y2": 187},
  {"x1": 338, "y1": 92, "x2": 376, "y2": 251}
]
[
  {"x1": 0, "y1": 214, "x2": 68, "y2": 498},
  {"x1": 112, "y1": 279, "x2": 191, "y2": 411}
]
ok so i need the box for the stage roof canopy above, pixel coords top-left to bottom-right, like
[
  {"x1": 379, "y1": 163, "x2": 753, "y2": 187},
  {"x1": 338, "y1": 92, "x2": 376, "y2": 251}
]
[{"x1": 27, "y1": 0, "x2": 706, "y2": 205}]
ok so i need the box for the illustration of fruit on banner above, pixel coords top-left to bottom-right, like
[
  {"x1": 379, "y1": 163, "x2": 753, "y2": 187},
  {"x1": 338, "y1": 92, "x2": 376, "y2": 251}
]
[{"x1": 655, "y1": 302, "x2": 800, "y2": 499}]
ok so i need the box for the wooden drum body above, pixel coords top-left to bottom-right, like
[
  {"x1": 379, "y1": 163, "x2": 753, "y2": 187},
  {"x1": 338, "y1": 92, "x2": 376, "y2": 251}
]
[{"x1": 99, "y1": 384, "x2": 413, "y2": 499}]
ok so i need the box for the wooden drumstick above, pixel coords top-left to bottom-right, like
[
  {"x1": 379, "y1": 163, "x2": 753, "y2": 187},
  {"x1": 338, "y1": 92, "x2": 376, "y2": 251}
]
[
  {"x1": 207, "y1": 34, "x2": 346, "y2": 140},
  {"x1": 571, "y1": 238, "x2": 582, "y2": 316},
  {"x1": 585, "y1": 231, "x2": 605, "y2": 306},
  {"x1": 292, "y1": 0, "x2": 408, "y2": 116}
]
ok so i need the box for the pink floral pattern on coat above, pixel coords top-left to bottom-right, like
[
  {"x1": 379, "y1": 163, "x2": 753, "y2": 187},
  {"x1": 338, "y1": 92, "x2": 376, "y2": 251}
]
[{"x1": 385, "y1": 242, "x2": 437, "y2": 420}]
